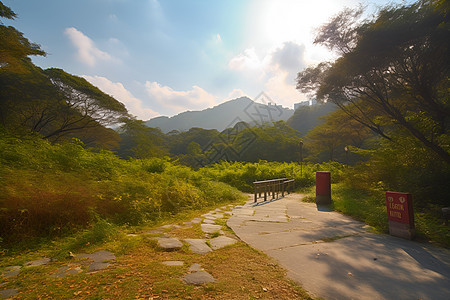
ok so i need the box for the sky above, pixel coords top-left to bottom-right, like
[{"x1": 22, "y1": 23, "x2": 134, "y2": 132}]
[{"x1": 3, "y1": 0, "x2": 409, "y2": 120}]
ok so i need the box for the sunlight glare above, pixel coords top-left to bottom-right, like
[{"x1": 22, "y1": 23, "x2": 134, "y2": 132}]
[{"x1": 259, "y1": 0, "x2": 355, "y2": 46}]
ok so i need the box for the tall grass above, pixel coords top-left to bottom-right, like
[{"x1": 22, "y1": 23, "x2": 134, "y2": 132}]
[
  {"x1": 199, "y1": 160, "x2": 346, "y2": 192},
  {"x1": 330, "y1": 184, "x2": 388, "y2": 232},
  {"x1": 0, "y1": 131, "x2": 245, "y2": 249},
  {"x1": 328, "y1": 183, "x2": 450, "y2": 248}
]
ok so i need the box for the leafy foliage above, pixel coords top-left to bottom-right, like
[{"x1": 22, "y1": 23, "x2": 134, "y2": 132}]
[
  {"x1": 0, "y1": 60, "x2": 128, "y2": 145},
  {"x1": 305, "y1": 108, "x2": 373, "y2": 162},
  {"x1": 1, "y1": 2, "x2": 128, "y2": 147},
  {"x1": 200, "y1": 160, "x2": 345, "y2": 192},
  {"x1": 117, "y1": 118, "x2": 168, "y2": 158},
  {"x1": 0, "y1": 1, "x2": 45, "y2": 73},
  {"x1": 297, "y1": 0, "x2": 450, "y2": 163}
]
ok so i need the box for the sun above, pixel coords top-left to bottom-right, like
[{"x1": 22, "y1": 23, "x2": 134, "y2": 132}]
[{"x1": 257, "y1": 0, "x2": 357, "y2": 45}]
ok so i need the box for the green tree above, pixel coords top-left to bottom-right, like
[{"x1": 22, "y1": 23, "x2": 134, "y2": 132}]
[
  {"x1": 43, "y1": 68, "x2": 129, "y2": 138},
  {"x1": 167, "y1": 127, "x2": 220, "y2": 155},
  {"x1": 297, "y1": 0, "x2": 450, "y2": 163},
  {"x1": 305, "y1": 108, "x2": 372, "y2": 162},
  {"x1": 0, "y1": 1, "x2": 45, "y2": 73},
  {"x1": 0, "y1": 62, "x2": 129, "y2": 143},
  {"x1": 117, "y1": 118, "x2": 168, "y2": 159},
  {"x1": 236, "y1": 121, "x2": 302, "y2": 162}
]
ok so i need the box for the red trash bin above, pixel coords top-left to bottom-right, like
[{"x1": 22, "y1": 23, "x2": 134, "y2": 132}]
[{"x1": 316, "y1": 171, "x2": 331, "y2": 205}]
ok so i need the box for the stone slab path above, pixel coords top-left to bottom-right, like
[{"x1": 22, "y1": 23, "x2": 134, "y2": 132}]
[
  {"x1": 227, "y1": 193, "x2": 450, "y2": 300},
  {"x1": 0, "y1": 203, "x2": 236, "y2": 297}
]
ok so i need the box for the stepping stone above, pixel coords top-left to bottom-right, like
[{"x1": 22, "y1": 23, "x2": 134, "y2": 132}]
[
  {"x1": 209, "y1": 236, "x2": 237, "y2": 250},
  {"x1": 162, "y1": 261, "x2": 184, "y2": 266},
  {"x1": 200, "y1": 224, "x2": 222, "y2": 234},
  {"x1": 188, "y1": 263, "x2": 203, "y2": 272},
  {"x1": 160, "y1": 224, "x2": 174, "y2": 229},
  {"x1": 25, "y1": 258, "x2": 51, "y2": 267},
  {"x1": 212, "y1": 213, "x2": 224, "y2": 219},
  {"x1": 145, "y1": 229, "x2": 164, "y2": 234},
  {"x1": 157, "y1": 237, "x2": 183, "y2": 250},
  {"x1": 127, "y1": 233, "x2": 139, "y2": 237},
  {"x1": 202, "y1": 219, "x2": 215, "y2": 224},
  {"x1": 191, "y1": 218, "x2": 202, "y2": 223},
  {"x1": 51, "y1": 265, "x2": 82, "y2": 278},
  {"x1": 88, "y1": 262, "x2": 110, "y2": 272},
  {"x1": 181, "y1": 222, "x2": 193, "y2": 228},
  {"x1": 0, "y1": 288, "x2": 19, "y2": 299},
  {"x1": 2, "y1": 266, "x2": 21, "y2": 277},
  {"x1": 184, "y1": 239, "x2": 212, "y2": 255},
  {"x1": 77, "y1": 250, "x2": 115, "y2": 262},
  {"x1": 183, "y1": 271, "x2": 215, "y2": 285}
]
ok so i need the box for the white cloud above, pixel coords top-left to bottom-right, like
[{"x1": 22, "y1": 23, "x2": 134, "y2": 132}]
[
  {"x1": 228, "y1": 41, "x2": 308, "y2": 108},
  {"x1": 83, "y1": 75, "x2": 159, "y2": 120},
  {"x1": 65, "y1": 27, "x2": 113, "y2": 67},
  {"x1": 145, "y1": 82, "x2": 217, "y2": 115},
  {"x1": 270, "y1": 42, "x2": 306, "y2": 83},
  {"x1": 228, "y1": 48, "x2": 265, "y2": 71}
]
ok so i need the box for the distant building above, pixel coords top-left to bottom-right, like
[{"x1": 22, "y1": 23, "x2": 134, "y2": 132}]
[
  {"x1": 294, "y1": 101, "x2": 309, "y2": 110},
  {"x1": 294, "y1": 98, "x2": 317, "y2": 110}
]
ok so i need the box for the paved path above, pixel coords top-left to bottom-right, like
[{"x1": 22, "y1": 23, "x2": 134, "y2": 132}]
[{"x1": 227, "y1": 194, "x2": 450, "y2": 300}]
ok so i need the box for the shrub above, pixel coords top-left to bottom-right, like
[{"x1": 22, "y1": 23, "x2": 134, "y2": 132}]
[
  {"x1": 0, "y1": 132, "x2": 244, "y2": 249},
  {"x1": 199, "y1": 161, "x2": 345, "y2": 192}
]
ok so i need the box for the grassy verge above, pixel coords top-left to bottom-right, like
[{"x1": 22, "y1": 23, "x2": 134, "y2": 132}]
[{"x1": 302, "y1": 183, "x2": 450, "y2": 248}]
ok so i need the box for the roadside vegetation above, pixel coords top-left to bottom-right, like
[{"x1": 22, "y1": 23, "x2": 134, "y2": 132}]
[{"x1": 0, "y1": 130, "x2": 245, "y2": 252}]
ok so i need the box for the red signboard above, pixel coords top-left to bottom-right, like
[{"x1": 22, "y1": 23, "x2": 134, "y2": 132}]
[
  {"x1": 386, "y1": 192, "x2": 414, "y2": 226},
  {"x1": 316, "y1": 172, "x2": 331, "y2": 196},
  {"x1": 316, "y1": 171, "x2": 331, "y2": 205}
]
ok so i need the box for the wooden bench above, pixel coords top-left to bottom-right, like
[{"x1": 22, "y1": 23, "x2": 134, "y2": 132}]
[{"x1": 253, "y1": 178, "x2": 294, "y2": 203}]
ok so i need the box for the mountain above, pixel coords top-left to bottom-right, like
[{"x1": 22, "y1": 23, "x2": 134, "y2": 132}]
[
  {"x1": 286, "y1": 102, "x2": 338, "y2": 136},
  {"x1": 145, "y1": 97, "x2": 294, "y2": 133}
]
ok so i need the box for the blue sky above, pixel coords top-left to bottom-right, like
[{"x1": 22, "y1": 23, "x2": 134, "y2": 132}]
[{"x1": 3, "y1": 0, "x2": 408, "y2": 119}]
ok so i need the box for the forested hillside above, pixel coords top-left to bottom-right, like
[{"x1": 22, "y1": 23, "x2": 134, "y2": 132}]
[
  {"x1": 286, "y1": 102, "x2": 337, "y2": 136},
  {"x1": 145, "y1": 96, "x2": 294, "y2": 133}
]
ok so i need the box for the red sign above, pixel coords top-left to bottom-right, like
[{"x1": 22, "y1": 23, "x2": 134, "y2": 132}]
[
  {"x1": 386, "y1": 192, "x2": 414, "y2": 226},
  {"x1": 316, "y1": 172, "x2": 331, "y2": 196}
]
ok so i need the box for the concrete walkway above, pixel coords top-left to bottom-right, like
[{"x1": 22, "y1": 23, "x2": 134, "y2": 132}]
[{"x1": 227, "y1": 194, "x2": 450, "y2": 300}]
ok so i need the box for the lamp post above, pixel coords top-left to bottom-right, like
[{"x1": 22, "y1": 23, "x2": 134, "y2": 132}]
[
  {"x1": 344, "y1": 146, "x2": 349, "y2": 167},
  {"x1": 299, "y1": 141, "x2": 303, "y2": 176}
]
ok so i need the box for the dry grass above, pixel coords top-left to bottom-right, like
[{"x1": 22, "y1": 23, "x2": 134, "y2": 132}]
[{"x1": 1, "y1": 216, "x2": 314, "y2": 299}]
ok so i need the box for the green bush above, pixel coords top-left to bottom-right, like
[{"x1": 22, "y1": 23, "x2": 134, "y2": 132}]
[
  {"x1": 0, "y1": 131, "x2": 244, "y2": 249},
  {"x1": 331, "y1": 184, "x2": 388, "y2": 232},
  {"x1": 199, "y1": 160, "x2": 345, "y2": 192}
]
